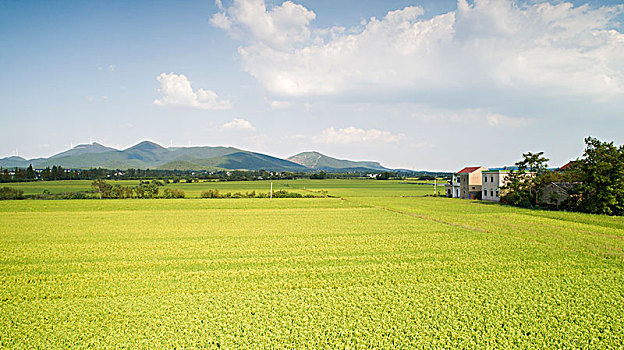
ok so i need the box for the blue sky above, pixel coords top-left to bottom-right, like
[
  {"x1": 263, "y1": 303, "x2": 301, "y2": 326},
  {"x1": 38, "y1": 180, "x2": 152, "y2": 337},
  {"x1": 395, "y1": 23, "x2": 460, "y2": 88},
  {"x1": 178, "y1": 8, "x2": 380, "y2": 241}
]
[{"x1": 1, "y1": 0, "x2": 624, "y2": 171}]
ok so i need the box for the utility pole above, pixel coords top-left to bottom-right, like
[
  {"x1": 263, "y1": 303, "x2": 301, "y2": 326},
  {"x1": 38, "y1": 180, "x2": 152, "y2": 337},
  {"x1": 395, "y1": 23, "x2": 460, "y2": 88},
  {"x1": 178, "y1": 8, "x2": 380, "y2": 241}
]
[
  {"x1": 270, "y1": 181, "x2": 273, "y2": 199},
  {"x1": 434, "y1": 177, "x2": 437, "y2": 196}
]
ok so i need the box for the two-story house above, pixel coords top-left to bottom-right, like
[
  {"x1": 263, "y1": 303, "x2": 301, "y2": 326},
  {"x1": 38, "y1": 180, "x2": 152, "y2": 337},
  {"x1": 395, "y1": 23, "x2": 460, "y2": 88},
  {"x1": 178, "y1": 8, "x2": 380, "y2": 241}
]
[
  {"x1": 446, "y1": 166, "x2": 487, "y2": 199},
  {"x1": 481, "y1": 169, "x2": 511, "y2": 202}
]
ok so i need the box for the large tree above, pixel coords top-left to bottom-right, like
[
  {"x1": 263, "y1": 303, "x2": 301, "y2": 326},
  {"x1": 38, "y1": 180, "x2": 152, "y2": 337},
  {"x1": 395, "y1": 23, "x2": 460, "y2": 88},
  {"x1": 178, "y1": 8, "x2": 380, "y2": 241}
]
[
  {"x1": 576, "y1": 137, "x2": 624, "y2": 216},
  {"x1": 501, "y1": 151, "x2": 549, "y2": 207}
]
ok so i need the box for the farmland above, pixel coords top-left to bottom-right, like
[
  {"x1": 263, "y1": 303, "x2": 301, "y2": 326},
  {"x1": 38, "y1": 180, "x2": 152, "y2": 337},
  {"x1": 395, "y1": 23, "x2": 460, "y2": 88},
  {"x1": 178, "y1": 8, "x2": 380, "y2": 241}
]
[
  {"x1": 0, "y1": 178, "x2": 439, "y2": 198},
  {"x1": 1, "y1": 180, "x2": 623, "y2": 348}
]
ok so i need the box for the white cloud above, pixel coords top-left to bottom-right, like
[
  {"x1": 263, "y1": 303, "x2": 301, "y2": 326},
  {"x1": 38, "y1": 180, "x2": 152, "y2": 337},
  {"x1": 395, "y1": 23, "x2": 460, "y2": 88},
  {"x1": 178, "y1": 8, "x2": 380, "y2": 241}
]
[
  {"x1": 270, "y1": 100, "x2": 291, "y2": 110},
  {"x1": 215, "y1": 0, "x2": 225, "y2": 11},
  {"x1": 314, "y1": 126, "x2": 405, "y2": 144},
  {"x1": 154, "y1": 73, "x2": 231, "y2": 110},
  {"x1": 222, "y1": 118, "x2": 256, "y2": 131},
  {"x1": 210, "y1": 0, "x2": 316, "y2": 50},
  {"x1": 213, "y1": 0, "x2": 624, "y2": 103}
]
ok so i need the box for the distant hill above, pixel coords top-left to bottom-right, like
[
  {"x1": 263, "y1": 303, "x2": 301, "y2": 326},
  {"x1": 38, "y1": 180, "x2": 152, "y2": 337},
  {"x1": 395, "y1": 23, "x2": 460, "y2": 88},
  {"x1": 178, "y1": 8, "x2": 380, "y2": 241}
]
[
  {"x1": 0, "y1": 141, "x2": 422, "y2": 173},
  {"x1": 287, "y1": 151, "x2": 390, "y2": 172},
  {"x1": 0, "y1": 156, "x2": 29, "y2": 168},
  {"x1": 0, "y1": 141, "x2": 308, "y2": 172},
  {"x1": 49, "y1": 142, "x2": 116, "y2": 159}
]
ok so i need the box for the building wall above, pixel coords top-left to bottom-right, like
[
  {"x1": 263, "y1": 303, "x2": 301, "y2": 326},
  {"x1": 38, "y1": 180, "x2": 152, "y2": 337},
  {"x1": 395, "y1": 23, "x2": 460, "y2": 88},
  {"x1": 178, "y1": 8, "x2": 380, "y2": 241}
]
[
  {"x1": 482, "y1": 171, "x2": 509, "y2": 202},
  {"x1": 451, "y1": 174, "x2": 461, "y2": 198},
  {"x1": 539, "y1": 184, "x2": 569, "y2": 206},
  {"x1": 458, "y1": 168, "x2": 485, "y2": 199}
]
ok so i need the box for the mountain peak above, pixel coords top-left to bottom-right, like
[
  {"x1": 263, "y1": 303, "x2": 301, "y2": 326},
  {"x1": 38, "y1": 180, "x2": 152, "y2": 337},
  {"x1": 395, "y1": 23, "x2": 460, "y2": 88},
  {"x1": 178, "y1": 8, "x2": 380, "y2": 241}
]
[
  {"x1": 125, "y1": 140, "x2": 166, "y2": 152},
  {"x1": 72, "y1": 142, "x2": 108, "y2": 150},
  {"x1": 49, "y1": 142, "x2": 116, "y2": 159},
  {"x1": 288, "y1": 151, "x2": 388, "y2": 171},
  {"x1": 3, "y1": 156, "x2": 26, "y2": 161}
]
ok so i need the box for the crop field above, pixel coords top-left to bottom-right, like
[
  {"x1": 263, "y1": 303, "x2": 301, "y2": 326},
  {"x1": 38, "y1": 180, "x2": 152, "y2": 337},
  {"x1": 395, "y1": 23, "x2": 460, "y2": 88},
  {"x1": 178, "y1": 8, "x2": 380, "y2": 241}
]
[
  {"x1": 1, "y1": 178, "x2": 439, "y2": 198},
  {"x1": 1, "y1": 180, "x2": 623, "y2": 348}
]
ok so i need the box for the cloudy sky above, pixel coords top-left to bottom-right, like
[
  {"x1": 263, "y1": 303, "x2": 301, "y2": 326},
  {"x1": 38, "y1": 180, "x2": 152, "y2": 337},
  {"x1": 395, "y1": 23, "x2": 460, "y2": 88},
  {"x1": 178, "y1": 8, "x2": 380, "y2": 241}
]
[{"x1": 2, "y1": 0, "x2": 624, "y2": 171}]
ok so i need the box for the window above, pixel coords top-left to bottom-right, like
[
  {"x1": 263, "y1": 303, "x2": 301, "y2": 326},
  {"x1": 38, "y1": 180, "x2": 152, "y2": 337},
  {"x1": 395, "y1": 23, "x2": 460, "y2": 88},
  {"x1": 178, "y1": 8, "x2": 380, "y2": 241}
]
[
  {"x1": 484, "y1": 190, "x2": 487, "y2": 196},
  {"x1": 491, "y1": 190, "x2": 494, "y2": 197},
  {"x1": 484, "y1": 177, "x2": 487, "y2": 182},
  {"x1": 496, "y1": 190, "x2": 499, "y2": 197},
  {"x1": 491, "y1": 176, "x2": 494, "y2": 182}
]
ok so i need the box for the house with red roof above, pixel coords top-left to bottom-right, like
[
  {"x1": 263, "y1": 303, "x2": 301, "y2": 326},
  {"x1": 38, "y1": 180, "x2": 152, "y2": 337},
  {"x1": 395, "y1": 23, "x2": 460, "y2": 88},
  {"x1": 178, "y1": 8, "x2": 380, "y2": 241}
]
[{"x1": 445, "y1": 166, "x2": 488, "y2": 199}]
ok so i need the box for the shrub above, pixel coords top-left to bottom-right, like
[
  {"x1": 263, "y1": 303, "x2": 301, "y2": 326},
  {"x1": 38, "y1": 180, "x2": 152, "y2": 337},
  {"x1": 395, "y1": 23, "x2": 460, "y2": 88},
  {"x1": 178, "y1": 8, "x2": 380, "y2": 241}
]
[
  {"x1": 163, "y1": 188, "x2": 185, "y2": 199},
  {"x1": 0, "y1": 187, "x2": 24, "y2": 200},
  {"x1": 201, "y1": 189, "x2": 221, "y2": 198}
]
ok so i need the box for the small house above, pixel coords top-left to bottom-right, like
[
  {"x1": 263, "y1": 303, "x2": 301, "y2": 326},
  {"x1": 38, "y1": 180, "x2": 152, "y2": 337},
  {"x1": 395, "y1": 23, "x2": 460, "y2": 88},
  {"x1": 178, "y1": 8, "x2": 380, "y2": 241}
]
[{"x1": 539, "y1": 182, "x2": 581, "y2": 207}]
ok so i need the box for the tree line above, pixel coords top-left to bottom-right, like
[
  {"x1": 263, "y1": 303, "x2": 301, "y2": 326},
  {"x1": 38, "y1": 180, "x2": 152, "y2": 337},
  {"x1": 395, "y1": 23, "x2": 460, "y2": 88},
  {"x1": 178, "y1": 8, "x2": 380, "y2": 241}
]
[
  {"x1": 91, "y1": 180, "x2": 185, "y2": 199},
  {"x1": 0, "y1": 166, "x2": 416, "y2": 183},
  {"x1": 502, "y1": 137, "x2": 624, "y2": 216}
]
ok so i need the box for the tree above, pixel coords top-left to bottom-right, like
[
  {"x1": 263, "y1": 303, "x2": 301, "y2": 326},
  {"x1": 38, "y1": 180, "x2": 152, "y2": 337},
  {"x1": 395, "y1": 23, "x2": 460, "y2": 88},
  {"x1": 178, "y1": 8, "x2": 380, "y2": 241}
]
[
  {"x1": 576, "y1": 137, "x2": 624, "y2": 215},
  {"x1": 501, "y1": 151, "x2": 549, "y2": 207},
  {"x1": 0, "y1": 187, "x2": 24, "y2": 200},
  {"x1": 376, "y1": 172, "x2": 392, "y2": 180},
  {"x1": 92, "y1": 179, "x2": 112, "y2": 199},
  {"x1": 310, "y1": 171, "x2": 326, "y2": 180},
  {"x1": 26, "y1": 164, "x2": 35, "y2": 180}
]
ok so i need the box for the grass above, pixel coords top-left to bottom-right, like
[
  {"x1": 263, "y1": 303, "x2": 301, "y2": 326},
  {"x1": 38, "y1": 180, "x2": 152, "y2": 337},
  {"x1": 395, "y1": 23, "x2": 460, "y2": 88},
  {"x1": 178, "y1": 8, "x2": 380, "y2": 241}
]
[
  {"x1": 0, "y1": 180, "x2": 623, "y2": 348},
  {"x1": 0, "y1": 178, "x2": 439, "y2": 198}
]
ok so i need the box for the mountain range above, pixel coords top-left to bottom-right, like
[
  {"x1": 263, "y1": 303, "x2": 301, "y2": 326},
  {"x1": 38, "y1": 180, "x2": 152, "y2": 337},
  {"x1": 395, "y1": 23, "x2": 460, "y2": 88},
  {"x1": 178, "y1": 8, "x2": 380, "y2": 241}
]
[{"x1": 0, "y1": 141, "x2": 397, "y2": 173}]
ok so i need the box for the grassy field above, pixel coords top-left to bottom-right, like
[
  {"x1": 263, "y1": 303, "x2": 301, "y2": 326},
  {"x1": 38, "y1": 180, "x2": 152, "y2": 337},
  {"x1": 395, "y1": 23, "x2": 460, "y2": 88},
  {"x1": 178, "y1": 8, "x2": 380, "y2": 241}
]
[
  {"x1": 0, "y1": 178, "x2": 441, "y2": 198},
  {"x1": 1, "y1": 180, "x2": 623, "y2": 348}
]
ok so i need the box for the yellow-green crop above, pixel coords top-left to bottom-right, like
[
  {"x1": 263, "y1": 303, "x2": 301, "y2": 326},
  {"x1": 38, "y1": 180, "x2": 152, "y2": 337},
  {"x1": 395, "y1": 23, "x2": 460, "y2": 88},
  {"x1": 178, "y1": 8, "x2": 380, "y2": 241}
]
[{"x1": 0, "y1": 180, "x2": 622, "y2": 348}]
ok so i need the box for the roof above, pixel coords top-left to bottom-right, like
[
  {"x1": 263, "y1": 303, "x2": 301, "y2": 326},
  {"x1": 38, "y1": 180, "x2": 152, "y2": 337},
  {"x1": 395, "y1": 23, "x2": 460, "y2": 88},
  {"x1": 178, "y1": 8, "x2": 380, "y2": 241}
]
[
  {"x1": 483, "y1": 169, "x2": 512, "y2": 173},
  {"x1": 551, "y1": 182, "x2": 581, "y2": 192},
  {"x1": 456, "y1": 166, "x2": 485, "y2": 174},
  {"x1": 558, "y1": 161, "x2": 576, "y2": 171}
]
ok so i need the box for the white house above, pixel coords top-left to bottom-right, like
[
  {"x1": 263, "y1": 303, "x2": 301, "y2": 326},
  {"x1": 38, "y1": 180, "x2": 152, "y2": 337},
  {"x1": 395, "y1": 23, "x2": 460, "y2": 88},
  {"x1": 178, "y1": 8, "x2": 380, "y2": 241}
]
[{"x1": 481, "y1": 169, "x2": 511, "y2": 202}]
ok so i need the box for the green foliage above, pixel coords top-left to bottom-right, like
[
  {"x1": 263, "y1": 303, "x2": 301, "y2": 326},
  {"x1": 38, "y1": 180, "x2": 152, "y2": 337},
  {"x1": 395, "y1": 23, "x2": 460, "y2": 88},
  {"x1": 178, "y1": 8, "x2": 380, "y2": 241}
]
[
  {"x1": 502, "y1": 151, "x2": 549, "y2": 207},
  {"x1": 309, "y1": 171, "x2": 327, "y2": 179},
  {"x1": 576, "y1": 137, "x2": 624, "y2": 215},
  {"x1": 201, "y1": 189, "x2": 316, "y2": 199},
  {"x1": 162, "y1": 188, "x2": 186, "y2": 199},
  {"x1": 503, "y1": 137, "x2": 624, "y2": 216},
  {"x1": 26, "y1": 164, "x2": 35, "y2": 179},
  {"x1": 111, "y1": 184, "x2": 134, "y2": 199},
  {"x1": 0, "y1": 186, "x2": 24, "y2": 200},
  {"x1": 201, "y1": 189, "x2": 221, "y2": 198},
  {"x1": 27, "y1": 192, "x2": 91, "y2": 200},
  {"x1": 376, "y1": 172, "x2": 391, "y2": 180},
  {"x1": 91, "y1": 179, "x2": 112, "y2": 199}
]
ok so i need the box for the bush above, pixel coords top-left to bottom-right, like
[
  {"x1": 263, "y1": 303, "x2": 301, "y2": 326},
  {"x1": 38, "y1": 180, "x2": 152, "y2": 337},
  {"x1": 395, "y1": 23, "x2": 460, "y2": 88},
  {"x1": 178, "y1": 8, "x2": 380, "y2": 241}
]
[
  {"x1": 200, "y1": 189, "x2": 316, "y2": 199},
  {"x1": 201, "y1": 189, "x2": 221, "y2": 198},
  {"x1": 163, "y1": 188, "x2": 186, "y2": 198},
  {"x1": 0, "y1": 187, "x2": 24, "y2": 200}
]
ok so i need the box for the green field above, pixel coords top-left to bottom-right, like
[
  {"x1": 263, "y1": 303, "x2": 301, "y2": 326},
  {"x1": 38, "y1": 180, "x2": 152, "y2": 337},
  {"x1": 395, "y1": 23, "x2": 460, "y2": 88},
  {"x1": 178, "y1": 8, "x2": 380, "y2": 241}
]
[
  {"x1": 1, "y1": 180, "x2": 623, "y2": 348},
  {"x1": 1, "y1": 178, "x2": 441, "y2": 198}
]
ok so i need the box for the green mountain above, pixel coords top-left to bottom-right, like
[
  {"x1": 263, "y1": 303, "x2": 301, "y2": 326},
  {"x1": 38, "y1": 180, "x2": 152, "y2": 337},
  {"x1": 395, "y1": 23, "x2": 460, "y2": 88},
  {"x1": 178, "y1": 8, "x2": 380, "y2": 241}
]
[
  {"x1": 287, "y1": 151, "x2": 389, "y2": 171},
  {"x1": 0, "y1": 141, "x2": 309, "y2": 172},
  {"x1": 0, "y1": 142, "x2": 407, "y2": 173},
  {"x1": 49, "y1": 142, "x2": 116, "y2": 159},
  {"x1": 0, "y1": 156, "x2": 29, "y2": 168}
]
